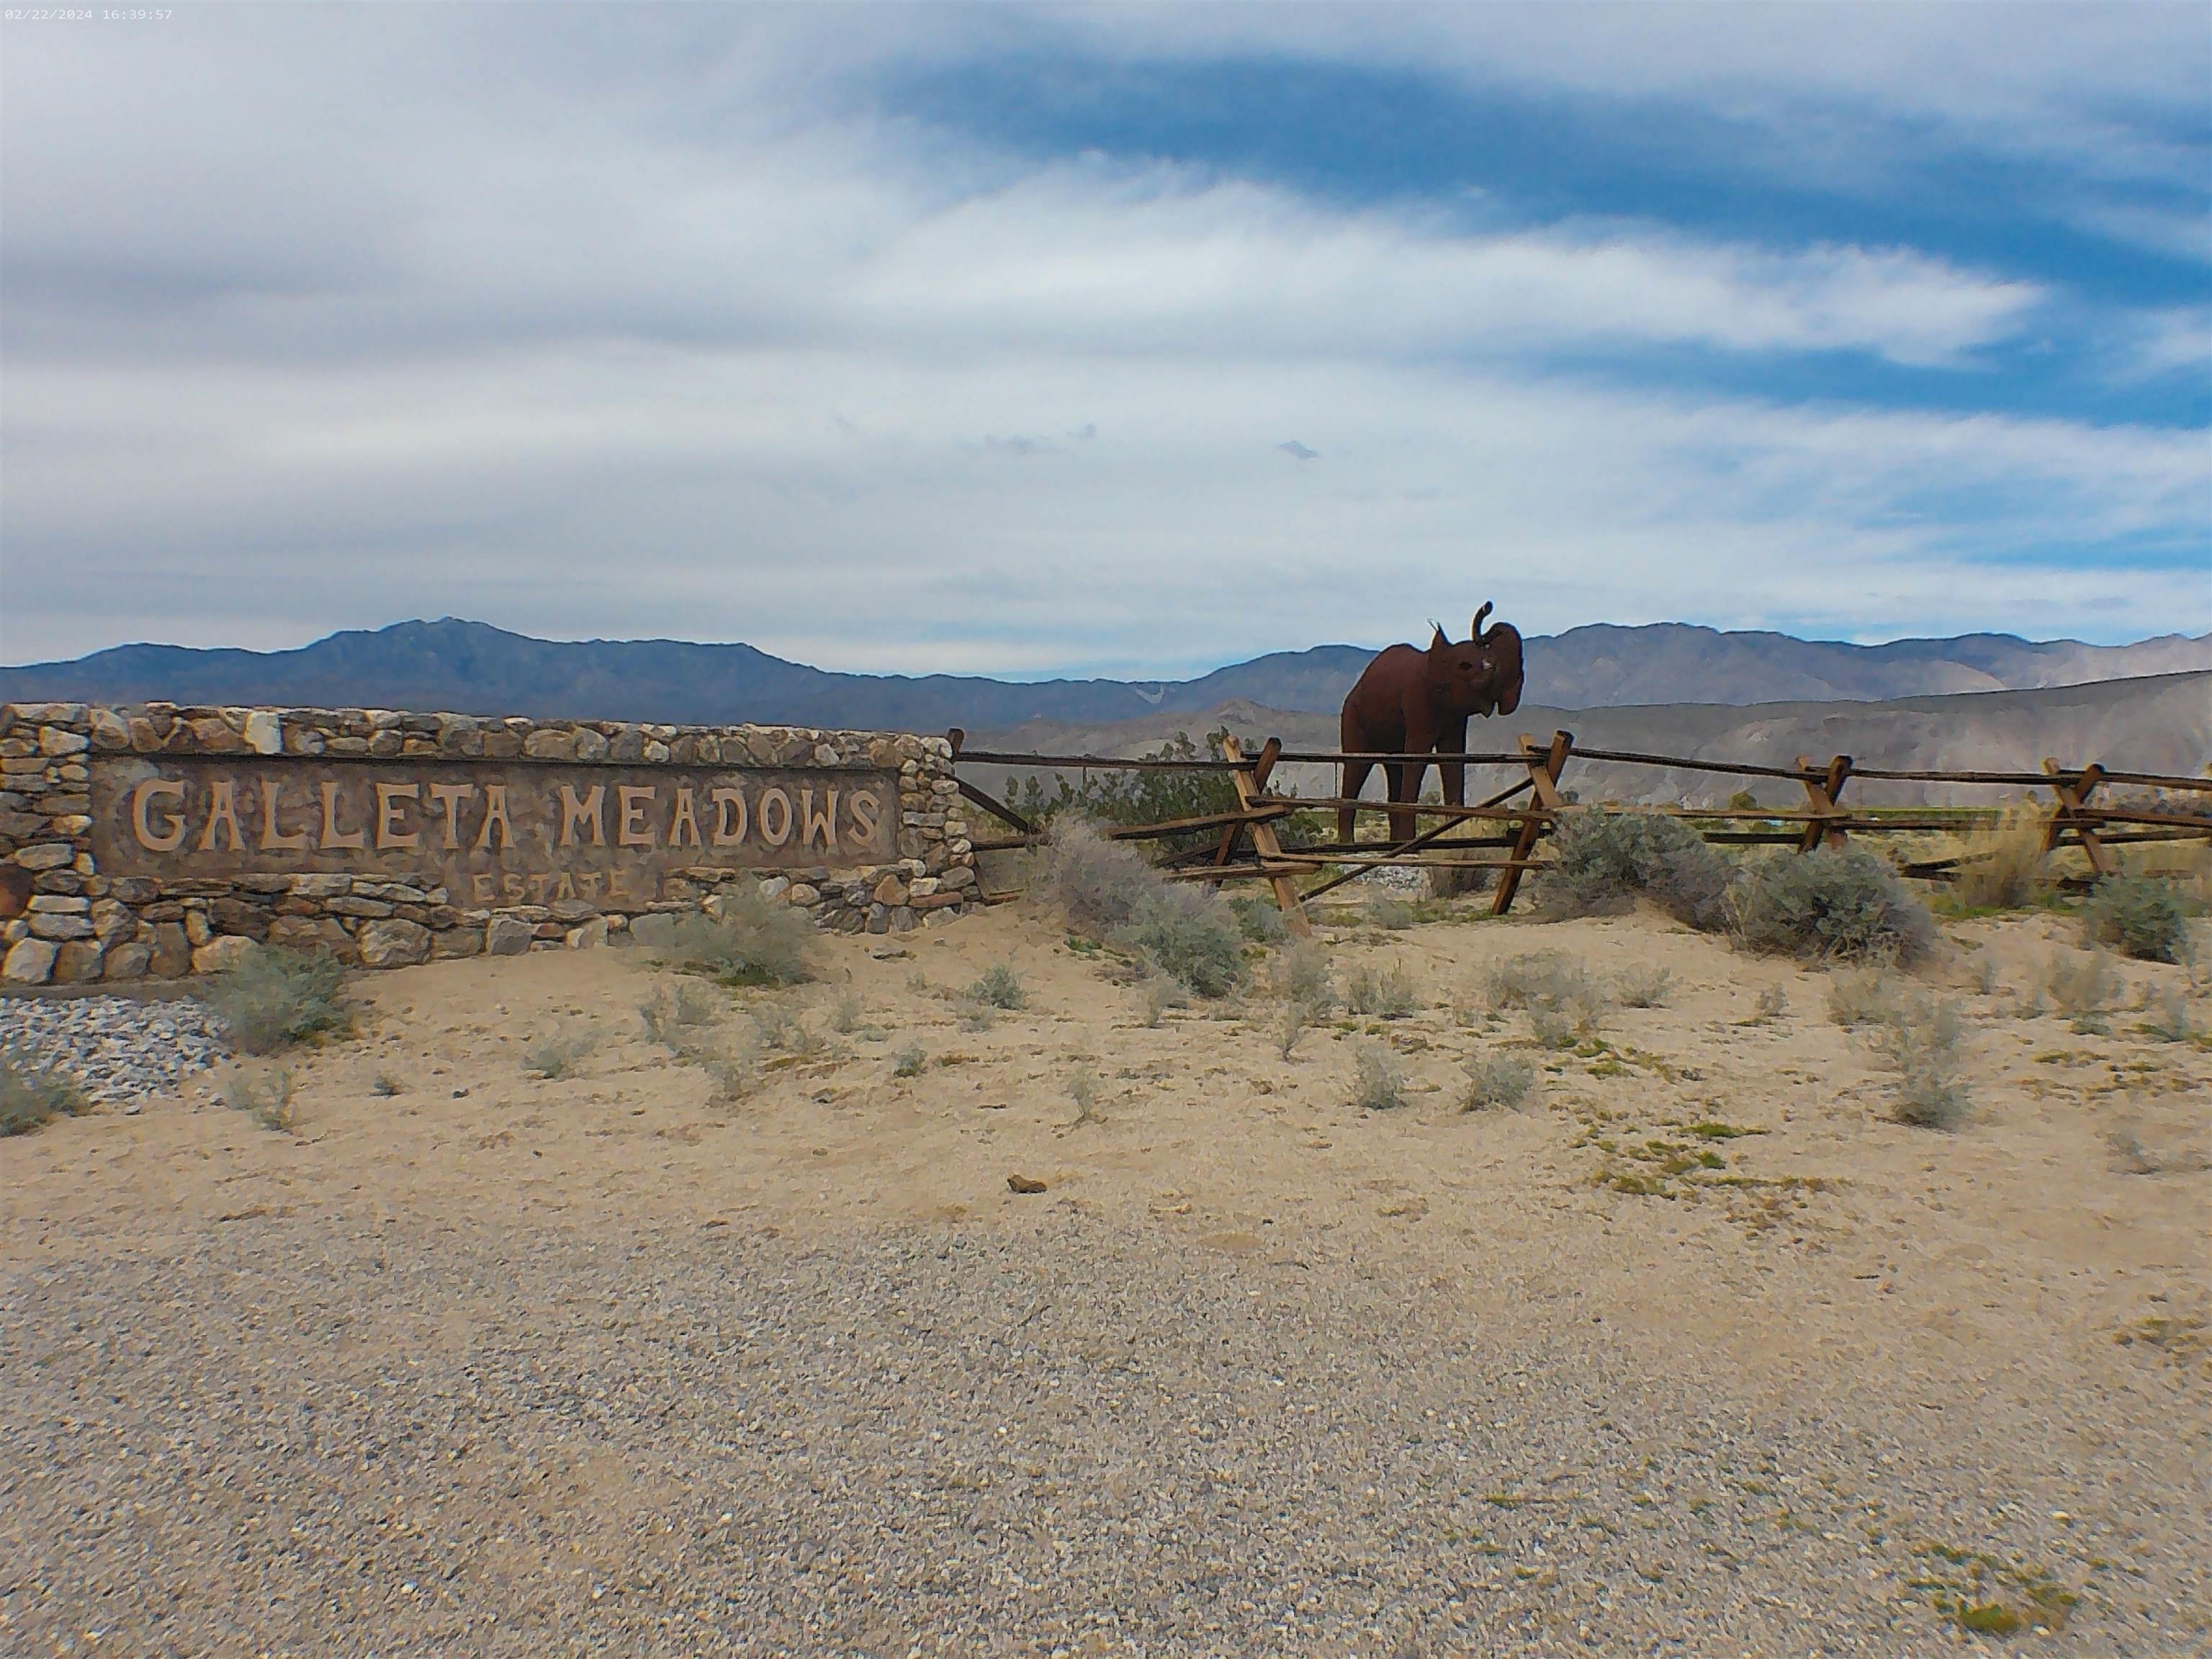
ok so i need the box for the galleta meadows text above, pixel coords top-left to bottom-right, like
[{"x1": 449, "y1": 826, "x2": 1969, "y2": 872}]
[{"x1": 90, "y1": 757, "x2": 900, "y2": 903}]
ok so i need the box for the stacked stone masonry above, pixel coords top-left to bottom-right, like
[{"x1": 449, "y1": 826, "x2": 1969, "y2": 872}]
[{"x1": 0, "y1": 703, "x2": 978, "y2": 986}]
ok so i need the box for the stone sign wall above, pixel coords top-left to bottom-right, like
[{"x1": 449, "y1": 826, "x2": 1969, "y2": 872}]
[{"x1": 1, "y1": 702, "x2": 979, "y2": 986}]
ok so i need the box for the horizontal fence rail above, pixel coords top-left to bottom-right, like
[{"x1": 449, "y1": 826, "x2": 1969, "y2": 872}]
[{"x1": 945, "y1": 727, "x2": 2212, "y2": 923}]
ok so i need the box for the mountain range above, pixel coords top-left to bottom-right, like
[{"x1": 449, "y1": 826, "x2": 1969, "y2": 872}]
[{"x1": 4, "y1": 618, "x2": 2207, "y2": 729}]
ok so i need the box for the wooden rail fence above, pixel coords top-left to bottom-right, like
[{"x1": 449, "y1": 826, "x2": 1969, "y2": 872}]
[{"x1": 946, "y1": 728, "x2": 2212, "y2": 927}]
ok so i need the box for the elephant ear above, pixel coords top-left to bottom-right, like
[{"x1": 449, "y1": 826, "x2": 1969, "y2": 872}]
[{"x1": 1485, "y1": 622, "x2": 1526, "y2": 715}]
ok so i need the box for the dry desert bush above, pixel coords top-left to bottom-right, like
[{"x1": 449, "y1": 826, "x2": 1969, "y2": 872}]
[
  {"x1": 521, "y1": 1029, "x2": 598, "y2": 1079},
  {"x1": 0, "y1": 1048, "x2": 89, "y2": 1137},
  {"x1": 1347, "y1": 1043, "x2": 1408, "y2": 1112},
  {"x1": 1043, "y1": 819, "x2": 1248, "y2": 998},
  {"x1": 1865, "y1": 993, "x2": 1972, "y2": 1130},
  {"x1": 2082, "y1": 874, "x2": 2193, "y2": 965},
  {"x1": 222, "y1": 1064, "x2": 298, "y2": 1133},
  {"x1": 203, "y1": 947, "x2": 351, "y2": 1055},
  {"x1": 1953, "y1": 806, "x2": 2051, "y2": 909},
  {"x1": 1274, "y1": 942, "x2": 1336, "y2": 1014},
  {"x1": 1537, "y1": 807, "x2": 1735, "y2": 932},
  {"x1": 1462, "y1": 1051, "x2": 1537, "y2": 1112},
  {"x1": 655, "y1": 883, "x2": 814, "y2": 986},
  {"x1": 1344, "y1": 959, "x2": 1419, "y2": 1020},
  {"x1": 1733, "y1": 846, "x2": 1937, "y2": 964}
]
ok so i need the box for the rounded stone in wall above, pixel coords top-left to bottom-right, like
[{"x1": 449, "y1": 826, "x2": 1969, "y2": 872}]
[
  {"x1": 485, "y1": 914, "x2": 535, "y2": 956},
  {"x1": 53, "y1": 940, "x2": 106, "y2": 984},
  {"x1": 102, "y1": 941, "x2": 154, "y2": 982},
  {"x1": 4, "y1": 936, "x2": 59, "y2": 985},
  {"x1": 192, "y1": 935, "x2": 259, "y2": 975},
  {"x1": 356, "y1": 918, "x2": 432, "y2": 969}
]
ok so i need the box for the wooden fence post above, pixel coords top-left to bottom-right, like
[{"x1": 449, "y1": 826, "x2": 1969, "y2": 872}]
[
  {"x1": 1491, "y1": 730, "x2": 1573, "y2": 917},
  {"x1": 1220, "y1": 735, "x2": 1312, "y2": 937},
  {"x1": 2041, "y1": 759, "x2": 2111, "y2": 878},
  {"x1": 1795, "y1": 755, "x2": 1853, "y2": 851}
]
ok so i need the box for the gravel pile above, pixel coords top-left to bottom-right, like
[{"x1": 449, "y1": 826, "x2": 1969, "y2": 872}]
[
  {"x1": 0, "y1": 994, "x2": 229, "y2": 1104},
  {"x1": 4, "y1": 1214, "x2": 2199, "y2": 1657}
]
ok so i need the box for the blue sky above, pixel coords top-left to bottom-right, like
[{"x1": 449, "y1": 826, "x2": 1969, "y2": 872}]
[{"x1": 2, "y1": 4, "x2": 2206, "y2": 673}]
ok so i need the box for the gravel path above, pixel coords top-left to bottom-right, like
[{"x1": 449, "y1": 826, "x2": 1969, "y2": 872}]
[
  {"x1": 0, "y1": 993, "x2": 229, "y2": 1105},
  {"x1": 4, "y1": 1214, "x2": 2200, "y2": 1657}
]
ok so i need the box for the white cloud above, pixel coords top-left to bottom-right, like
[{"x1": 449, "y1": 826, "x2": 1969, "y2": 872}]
[{"x1": 0, "y1": 6, "x2": 2202, "y2": 670}]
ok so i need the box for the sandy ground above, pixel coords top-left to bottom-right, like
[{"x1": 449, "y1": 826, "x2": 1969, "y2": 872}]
[{"x1": 4, "y1": 899, "x2": 2208, "y2": 1657}]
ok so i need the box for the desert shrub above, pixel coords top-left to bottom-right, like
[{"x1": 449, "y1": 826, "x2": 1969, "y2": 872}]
[
  {"x1": 1274, "y1": 1002, "x2": 1308, "y2": 1058},
  {"x1": 1613, "y1": 965, "x2": 1675, "y2": 1009},
  {"x1": 696, "y1": 1046, "x2": 757, "y2": 1105},
  {"x1": 1274, "y1": 942, "x2": 1337, "y2": 1014},
  {"x1": 1067, "y1": 1066, "x2": 1103, "y2": 1125},
  {"x1": 1139, "y1": 974, "x2": 1187, "y2": 1028},
  {"x1": 752, "y1": 1004, "x2": 825, "y2": 1056},
  {"x1": 2138, "y1": 986, "x2": 2199, "y2": 1043},
  {"x1": 1345, "y1": 959, "x2": 1419, "y2": 1019},
  {"x1": 1, "y1": 1048, "x2": 89, "y2": 1136},
  {"x1": 2083, "y1": 875, "x2": 2191, "y2": 964},
  {"x1": 1483, "y1": 952, "x2": 1609, "y2": 1038},
  {"x1": 1865, "y1": 994, "x2": 1970, "y2": 1129},
  {"x1": 1011, "y1": 729, "x2": 1321, "y2": 857},
  {"x1": 2044, "y1": 950, "x2": 2119, "y2": 1020},
  {"x1": 1348, "y1": 1043, "x2": 1408, "y2": 1111},
  {"x1": 829, "y1": 989, "x2": 863, "y2": 1034},
  {"x1": 1116, "y1": 885, "x2": 1249, "y2": 999},
  {"x1": 1826, "y1": 968, "x2": 1897, "y2": 1028},
  {"x1": 657, "y1": 884, "x2": 813, "y2": 986},
  {"x1": 1734, "y1": 847, "x2": 1936, "y2": 964},
  {"x1": 1041, "y1": 819, "x2": 1159, "y2": 932},
  {"x1": 521, "y1": 1029, "x2": 598, "y2": 1079},
  {"x1": 1044, "y1": 819, "x2": 1249, "y2": 997},
  {"x1": 966, "y1": 963, "x2": 1028, "y2": 1010},
  {"x1": 1954, "y1": 806, "x2": 2049, "y2": 909},
  {"x1": 1230, "y1": 894, "x2": 1290, "y2": 944},
  {"x1": 203, "y1": 946, "x2": 350, "y2": 1056},
  {"x1": 1538, "y1": 808, "x2": 1735, "y2": 931},
  {"x1": 891, "y1": 1043, "x2": 927, "y2": 1078},
  {"x1": 1364, "y1": 894, "x2": 1418, "y2": 931},
  {"x1": 639, "y1": 981, "x2": 719, "y2": 1046},
  {"x1": 1463, "y1": 1051, "x2": 1537, "y2": 1112},
  {"x1": 1750, "y1": 984, "x2": 1789, "y2": 1022},
  {"x1": 223, "y1": 1065, "x2": 297, "y2": 1132}
]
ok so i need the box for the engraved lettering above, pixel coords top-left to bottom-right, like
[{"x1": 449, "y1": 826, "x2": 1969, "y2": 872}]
[
  {"x1": 527, "y1": 873, "x2": 554, "y2": 901},
  {"x1": 605, "y1": 869, "x2": 630, "y2": 900},
  {"x1": 375, "y1": 782, "x2": 421, "y2": 850},
  {"x1": 426, "y1": 782, "x2": 476, "y2": 846},
  {"x1": 848, "y1": 788, "x2": 883, "y2": 848},
  {"x1": 553, "y1": 872, "x2": 576, "y2": 900},
  {"x1": 320, "y1": 781, "x2": 367, "y2": 850},
  {"x1": 711, "y1": 787, "x2": 747, "y2": 846},
  {"x1": 131, "y1": 779, "x2": 187, "y2": 853},
  {"x1": 559, "y1": 784, "x2": 606, "y2": 848},
  {"x1": 502, "y1": 872, "x2": 527, "y2": 901},
  {"x1": 258, "y1": 780, "x2": 310, "y2": 851},
  {"x1": 757, "y1": 787, "x2": 793, "y2": 847},
  {"x1": 669, "y1": 786, "x2": 701, "y2": 849},
  {"x1": 475, "y1": 784, "x2": 513, "y2": 852},
  {"x1": 618, "y1": 785, "x2": 657, "y2": 848},
  {"x1": 576, "y1": 872, "x2": 603, "y2": 900},
  {"x1": 800, "y1": 788, "x2": 837, "y2": 852},
  {"x1": 472, "y1": 874, "x2": 497, "y2": 903},
  {"x1": 199, "y1": 781, "x2": 246, "y2": 853}
]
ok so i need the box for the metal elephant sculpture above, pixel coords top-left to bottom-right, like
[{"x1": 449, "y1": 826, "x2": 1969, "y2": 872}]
[{"x1": 1338, "y1": 603, "x2": 1526, "y2": 845}]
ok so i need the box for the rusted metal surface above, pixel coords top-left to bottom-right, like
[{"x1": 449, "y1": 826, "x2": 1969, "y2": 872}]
[{"x1": 90, "y1": 756, "x2": 902, "y2": 902}]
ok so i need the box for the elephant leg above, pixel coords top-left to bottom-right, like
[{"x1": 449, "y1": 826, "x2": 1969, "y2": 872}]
[
  {"x1": 1386, "y1": 763, "x2": 1419, "y2": 845},
  {"x1": 1339, "y1": 759, "x2": 1375, "y2": 846},
  {"x1": 1437, "y1": 716, "x2": 1470, "y2": 811}
]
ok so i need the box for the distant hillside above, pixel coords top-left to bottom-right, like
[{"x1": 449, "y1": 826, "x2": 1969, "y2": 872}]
[
  {"x1": 965, "y1": 673, "x2": 2212, "y2": 809},
  {"x1": 3, "y1": 617, "x2": 2206, "y2": 729}
]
